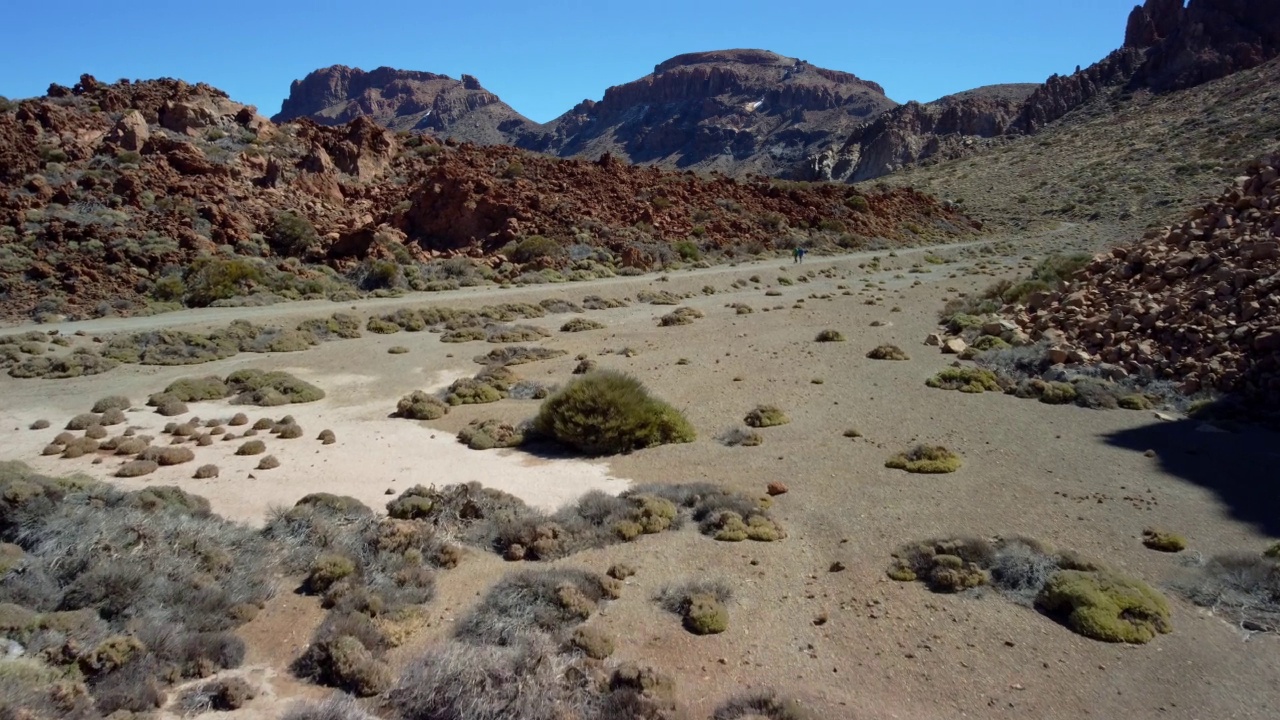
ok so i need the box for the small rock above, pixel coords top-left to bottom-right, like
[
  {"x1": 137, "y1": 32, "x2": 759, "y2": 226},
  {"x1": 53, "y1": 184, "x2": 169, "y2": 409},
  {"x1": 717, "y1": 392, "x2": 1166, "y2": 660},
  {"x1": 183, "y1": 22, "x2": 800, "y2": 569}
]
[
  {"x1": 941, "y1": 338, "x2": 967, "y2": 355},
  {"x1": 829, "y1": 561, "x2": 846, "y2": 573},
  {"x1": 766, "y1": 481, "x2": 789, "y2": 496}
]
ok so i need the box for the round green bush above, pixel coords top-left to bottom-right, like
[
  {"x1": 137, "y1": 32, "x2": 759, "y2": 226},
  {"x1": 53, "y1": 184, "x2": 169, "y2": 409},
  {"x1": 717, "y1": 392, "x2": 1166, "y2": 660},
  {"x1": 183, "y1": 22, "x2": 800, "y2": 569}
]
[{"x1": 533, "y1": 370, "x2": 695, "y2": 455}]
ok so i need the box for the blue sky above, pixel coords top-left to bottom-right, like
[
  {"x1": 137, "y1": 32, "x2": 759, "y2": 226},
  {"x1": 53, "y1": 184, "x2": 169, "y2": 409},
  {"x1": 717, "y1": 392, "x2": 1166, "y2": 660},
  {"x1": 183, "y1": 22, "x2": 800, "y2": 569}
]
[{"x1": 0, "y1": 0, "x2": 1138, "y2": 123}]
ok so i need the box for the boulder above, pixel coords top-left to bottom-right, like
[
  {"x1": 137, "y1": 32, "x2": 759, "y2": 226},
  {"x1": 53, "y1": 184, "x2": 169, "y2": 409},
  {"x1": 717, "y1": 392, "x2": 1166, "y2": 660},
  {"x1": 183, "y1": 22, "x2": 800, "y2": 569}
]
[{"x1": 941, "y1": 338, "x2": 967, "y2": 355}]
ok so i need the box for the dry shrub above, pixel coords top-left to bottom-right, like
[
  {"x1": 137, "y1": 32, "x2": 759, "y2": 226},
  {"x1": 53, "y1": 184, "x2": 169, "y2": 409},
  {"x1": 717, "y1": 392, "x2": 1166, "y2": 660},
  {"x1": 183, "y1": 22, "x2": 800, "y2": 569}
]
[
  {"x1": 236, "y1": 440, "x2": 267, "y2": 456},
  {"x1": 714, "y1": 690, "x2": 813, "y2": 720},
  {"x1": 139, "y1": 446, "x2": 196, "y2": 466},
  {"x1": 561, "y1": 318, "x2": 605, "y2": 332},
  {"x1": 473, "y1": 346, "x2": 567, "y2": 366},
  {"x1": 866, "y1": 344, "x2": 909, "y2": 360},
  {"x1": 65, "y1": 413, "x2": 101, "y2": 431},
  {"x1": 194, "y1": 464, "x2": 220, "y2": 479},
  {"x1": 99, "y1": 408, "x2": 127, "y2": 426},
  {"x1": 113, "y1": 438, "x2": 150, "y2": 456},
  {"x1": 179, "y1": 676, "x2": 258, "y2": 713},
  {"x1": 744, "y1": 405, "x2": 788, "y2": 428},
  {"x1": 458, "y1": 419, "x2": 526, "y2": 450},
  {"x1": 225, "y1": 369, "x2": 324, "y2": 406},
  {"x1": 228, "y1": 413, "x2": 249, "y2": 426},
  {"x1": 84, "y1": 425, "x2": 108, "y2": 440},
  {"x1": 61, "y1": 437, "x2": 100, "y2": 458},
  {"x1": 282, "y1": 693, "x2": 379, "y2": 720},
  {"x1": 115, "y1": 460, "x2": 159, "y2": 478},
  {"x1": 815, "y1": 329, "x2": 845, "y2": 342},
  {"x1": 454, "y1": 568, "x2": 619, "y2": 646},
  {"x1": 718, "y1": 427, "x2": 763, "y2": 447},
  {"x1": 1171, "y1": 553, "x2": 1280, "y2": 633},
  {"x1": 156, "y1": 399, "x2": 190, "y2": 417},
  {"x1": 91, "y1": 396, "x2": 132, "y2": 413},
  {"x1": 318, "y1": 429, "x2": 337, "y2": 445},
  {"x1": 658, "y1": 307, "x2": 704, "y2": 326},
  {"x1": 28, "y1": 419, "x2": 50, "y2": 430},
  {"x1": 257, "y1": 455, "x2": 281, "y2": 470},
  {"x1": 253, "y1": 417, "x2": 274, "y2": 430},
  {"x1": 278, "y1": 424, "x2": 304, "y2": 439}
]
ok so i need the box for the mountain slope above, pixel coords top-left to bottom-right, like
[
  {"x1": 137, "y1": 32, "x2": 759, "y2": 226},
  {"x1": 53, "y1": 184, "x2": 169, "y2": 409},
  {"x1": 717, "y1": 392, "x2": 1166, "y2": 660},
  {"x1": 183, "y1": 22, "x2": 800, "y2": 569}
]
[
  {"x1": 272, "y1": 65, "x2": 539, "y2": 145},
  {"x1": 519, "y1": 49, "x2": 898, "y2": 176}
]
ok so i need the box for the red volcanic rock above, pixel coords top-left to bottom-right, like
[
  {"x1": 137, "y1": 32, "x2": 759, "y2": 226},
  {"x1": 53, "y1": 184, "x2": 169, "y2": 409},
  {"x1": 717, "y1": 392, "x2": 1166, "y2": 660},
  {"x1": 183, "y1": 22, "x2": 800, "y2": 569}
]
[{"x1": 766, "y1": 482, "x2": 789, "y2": 496}]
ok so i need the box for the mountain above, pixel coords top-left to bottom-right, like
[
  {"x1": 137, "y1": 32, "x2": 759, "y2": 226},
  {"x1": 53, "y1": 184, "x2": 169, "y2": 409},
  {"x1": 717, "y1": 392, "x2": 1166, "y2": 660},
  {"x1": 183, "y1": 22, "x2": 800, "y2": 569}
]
[
  {"x1": 519, "y1": 49, "x2": 897, "y2": 176},
  {"x1": 277, "y1": 50, "x2": 898, "y2": 177},
  {"x1": 0, "y1": 75, "x2": 975, "y2": 321},
  {"x1": 809, "y1": 0, "x2": 1280, "y2": 183},
  {"x1": 272, "y1": 65, "x2": 538, "y2": 145}
]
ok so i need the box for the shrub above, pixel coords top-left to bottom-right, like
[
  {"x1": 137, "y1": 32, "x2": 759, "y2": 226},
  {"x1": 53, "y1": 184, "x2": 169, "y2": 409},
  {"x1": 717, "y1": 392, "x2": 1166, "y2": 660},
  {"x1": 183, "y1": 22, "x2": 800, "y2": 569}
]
[
  {"x1": 278, "y1": 424, "x2": 304, "y2": 439},
  {"x1": 236, "y1": 440, "x2": 267, "y2": 456},
  {"x1": 454, "y1": 568, "x2": 618, "y2": 645},
  {"x1": 510, "y1": 235, "x2": 560, "y2": 263},
  {"x1": 270, "y1": 210, "x2": 319, "y2": 255},
  {"x1": 28, "y1": 419, "x2": 50, "y2": 430},
  {"x1": 257, "y1": 455, "x2": 281, "y2": 470},
  {"x1": 366, "y1": 317, "x2": 400, "y2": 334},
  {"x1": 560, "y1": 318, "x2": 605, "y2": 332},
  {"x1": 715, "y1": 690, "x2": 813, "y2": 720},
  {"x1": 474, "y1": 346, "x2": 567, "y2": 366},
  {"x1": 718, "y1": 427, "x2": 763, "y2": 447},
  {"x1": 573, "y1": 359, "x2": 597, "y2": 374},
  {"x1": 225, "y1": 369, "x2": 325, "y2": 406},
  {"x1": 253, "y1": 418, "x2": 274, "y2": 431},
  {"x1": 65, "y1": 413, "x2": 102, "y2": 430},
  {"x1": 139, "y1": 446, "x2": 196, "y2": 466},
  {"x1": 92, "y1": 396, "x2": 131, "y2": 413},
  {"x1": 113, "y1": 438, "x2": 149, "y2": 456},
  {"x1": 100, "y1": 408, "x2": 127, "y2": 426},
  {"x1": 571, "y1": 625, "x2": 615, "y2": 659},
  {"x1": 387, "y1": 639, "x2": 572, "y2": 720},
  {"x1": 1037, "y1": 569, "x2": 1172, "y2": 643},
  {"x1": 228, "y1": 413, "x2": 249, "y2": 426},
  {"x1": 867, "y1": 344, "x2": 909, "y2": 360},
  {"x1": 656, "y1": 580, "x2": 732, "y2": 635},
  {"x1": 815, "y1": 329, "x2": 844, "y2": 342},
  {"x1": 84, "y1": 425, "x2": 108, "y2": 440},
  {"x1": 444, "y1": 377, "x2": 504, "y2": 406},
  {"x1": 1142, "y1": 529, "x2": 1187, "y2": 552},
  {"x1": 116, "y1": 460, "x2": 159, "y2": 477},
  {"x1": 926, "y1": 367, "x2": 1002, "y2": 393},
  {"x1": 458, "y1": 419, "x2": 526, "y2": 450},
  {"x1": 183, "y1": 257, "x2": 266, "y2": 306},
  {"x1": 318, "y1": 429, "x2": 337, "y2": 445},
  {"x1": 1170, "y1": 553, "x2": 1280, "y2": 631},
  {"x1": 658, "y1": 307, "x2": 704, "y2": 326},
  {"x1": 157, "y1": 376, "x2": 230, "y2": 403},
  {"x1": 885, "y1": 445, "x2": 961, "y2": 473},
  {"x1": 533, "y1": 371, "x2": 695, "y2": 455},
  {"x1": 179, "y1": 676, "x2": 257, "y2": 713},
  {"x1": 744, "y1": 405, "x2": 788, "y2": 428},
  {"x1": 61, "y1": 437, "x2": 100, "y2": 458},
  {"x1": 388, "y1": 345, "x2": 409, "y2": 354},
  {"x1": 395, "y1": 391, "x2": 448, "y2": 420},
  {"x1": 282, "y1": 693, "x2": 379, "y2": 720},
  {"x1": 307, "y1": 554, "x2": 357, "y2": 594},
  {"x1": 194, "y1": 464, "x2": 219, "y2": 479}
]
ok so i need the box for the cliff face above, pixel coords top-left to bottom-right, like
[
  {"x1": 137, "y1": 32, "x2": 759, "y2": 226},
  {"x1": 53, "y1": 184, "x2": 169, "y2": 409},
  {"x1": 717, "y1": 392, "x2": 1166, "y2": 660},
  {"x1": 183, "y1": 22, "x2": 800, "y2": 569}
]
[
  {"x1": 517, "y1": 49, "x2": 898, "y2": 177},
  {"x1": 272, "y1": 65, "x2": 538, "y2": 145},
  {"x1": 809, "y1": 0, "x2": 1280, "y2": 183}
]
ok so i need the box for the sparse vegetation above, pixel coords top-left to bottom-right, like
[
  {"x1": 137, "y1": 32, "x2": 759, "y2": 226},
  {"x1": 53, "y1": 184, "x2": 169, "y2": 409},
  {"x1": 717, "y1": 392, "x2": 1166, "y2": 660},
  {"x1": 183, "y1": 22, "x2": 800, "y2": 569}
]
[
  {"x1": 236, "y1": 440, "x2": 267, "y2": 456},
  {"x1": 885, "y1": 445, "x2": 961, "y2": 473},
  {"x1": 560, "y1": 317, "x2": 605, "y2": 332},
  {"x1": 656, "y1": 579, "x2": 732, "y2": 635},
  {"x1": 718, "y1": 426, "x2": 763, "y2": 447},
  {"x1": 926, "y1": 367, "x2": 1002, "y2": 393},
  {"x1": 815, "y1": 329, "x2": 845, "y2": 342},
  {"x1": 1142, "y1": 528, "x2": 1187, "y2": 552},
  {"x1": 658, "y1": 307, "x2": 704, "y2": 326},
  {"x1": 458, "y1": 419, "x2": 526, "y2": 450},
  {"x1": 395, "y1": 390, "x2": 449, "y2": 420}
]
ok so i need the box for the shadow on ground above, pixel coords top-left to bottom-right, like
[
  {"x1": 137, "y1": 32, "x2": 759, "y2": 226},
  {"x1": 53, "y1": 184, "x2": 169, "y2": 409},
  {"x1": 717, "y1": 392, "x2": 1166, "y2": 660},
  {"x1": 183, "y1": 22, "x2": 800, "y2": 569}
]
[{"x1": 1103, "y1": 418, "x2": 1280, "y2": 537}]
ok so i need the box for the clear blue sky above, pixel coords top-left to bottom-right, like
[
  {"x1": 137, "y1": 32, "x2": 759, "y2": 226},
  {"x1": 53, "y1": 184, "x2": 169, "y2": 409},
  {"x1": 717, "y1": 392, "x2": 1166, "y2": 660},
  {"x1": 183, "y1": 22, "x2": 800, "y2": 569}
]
[{"x1": 0, "y1": 0, "x2": 1138, "y2": 123}]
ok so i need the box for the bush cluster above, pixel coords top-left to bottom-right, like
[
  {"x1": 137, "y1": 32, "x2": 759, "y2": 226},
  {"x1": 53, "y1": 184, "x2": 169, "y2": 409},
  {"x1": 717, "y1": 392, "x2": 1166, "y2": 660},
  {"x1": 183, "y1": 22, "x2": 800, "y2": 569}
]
[{"x1": 533, "y1": 371, "x2": 695, "y2": 455}]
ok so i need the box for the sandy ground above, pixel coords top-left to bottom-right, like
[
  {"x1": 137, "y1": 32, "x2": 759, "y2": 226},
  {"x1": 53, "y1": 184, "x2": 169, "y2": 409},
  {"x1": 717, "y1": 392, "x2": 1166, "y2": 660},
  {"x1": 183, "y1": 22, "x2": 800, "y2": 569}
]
[{"x1": 3, "y1": 226, "x2": 1278, "y2": 720}]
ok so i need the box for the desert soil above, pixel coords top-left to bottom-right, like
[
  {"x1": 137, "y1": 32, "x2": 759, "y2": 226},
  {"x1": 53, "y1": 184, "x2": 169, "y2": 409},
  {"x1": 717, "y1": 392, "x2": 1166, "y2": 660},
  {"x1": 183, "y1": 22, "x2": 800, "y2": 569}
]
[{"x1": 2, "y1": 224, "x2": 1277, "y2": 720}]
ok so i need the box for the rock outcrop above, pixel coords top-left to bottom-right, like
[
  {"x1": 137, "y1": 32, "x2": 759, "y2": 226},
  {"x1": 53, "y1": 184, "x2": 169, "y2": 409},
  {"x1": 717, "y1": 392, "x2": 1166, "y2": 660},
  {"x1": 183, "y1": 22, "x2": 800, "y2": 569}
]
[
  {"x1": 0, "y1": 76, "x2": 977, "y2": 320},
  {"x1": 1124, "y1": 0, "x2": 1280, "y2": 91},
  {"x1": 1007, "y1": 156, "x2": 1280, "y2": 404},
  {"x1": 273, "y1": 65, "x2": 538, "y2": 145}
]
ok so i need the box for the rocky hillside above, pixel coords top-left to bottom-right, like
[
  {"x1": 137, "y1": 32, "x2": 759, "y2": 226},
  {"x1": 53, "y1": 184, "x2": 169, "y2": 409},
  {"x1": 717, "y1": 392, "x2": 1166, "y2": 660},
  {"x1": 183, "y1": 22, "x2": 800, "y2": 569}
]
[
  {"x1": 520, "y1": 49, "x2": 897, "y2": 176},
  {"x1": 0, "y1": 75, "x2": 976, "y2": 322},
  {"x1": 1005, "y1": 155, "x2": 1280, "y2": 405},
  {"x1": 272, "y1": 65, "x2": 538, "y2": 145},
  {"x1": 811, "y1": 0, "x2": 1280, "y2": 183}
]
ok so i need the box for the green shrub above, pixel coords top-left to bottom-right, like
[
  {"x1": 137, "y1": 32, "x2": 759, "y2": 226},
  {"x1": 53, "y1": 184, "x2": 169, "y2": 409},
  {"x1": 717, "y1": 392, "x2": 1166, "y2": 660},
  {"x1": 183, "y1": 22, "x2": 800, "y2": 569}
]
[
  {"x1": 396, "y1": 391, "x2": 449, "y2": 420},
  {"x1": 658, "y1": 307, "x2": 704, "y2": 326},
  {"x1": 1031, "y1": 253, "x2": 1092, "y2": 284},
  {"x1": 1142, "y1": 529, "x2": 1187, "y2": 552},
  {"x1": 307, "y1": 554, "x2": 356, "y2": 594},
  {"x1": 885, "y1": 445, "x2": 961, "y2": 473},
  {"x1": 458, "y1": 419, "x2": 525, "y2": 450},
  {"x1": 657, "y1": 580, "x2": 732, "y2": 636},
  {"x1": 845, "y1": 195, "x2": 869, "y2": 213},
  {"x1": 1036, "y1": 569, "x2": 1171, "y2": 643},
  {"x1": 270, "y1": 211, "x2": 319, "y2": 255},
  {"x1": 156, "y1": 376, "x2": 230, "y2": 403},
  {"x1": 184, "y1": 257, "x2": 265, "y2": 306},
  {"x1": 366, "y1": 317, "x2": 401, "y2": 334},
  {"x1": 225, "y1": 369, "x2": 325, "y2": 406},
  {"x1": 510, "y1": 235, "x2": 559, "y2": 263},
  {"x1": 744, "y1": 405, "x2": 788, "y2": 428},
  {"x1": 673, "y1": 240, "x2": 701, "y2": 261},
  {"x1": 926, "y1": 367, "x2": 1002, "y2": 393},
  {"x1": 815, "y1": 329, "x2": 844, "y2": 342},
  {"x1": 533, "y1": 371, "x2": 695, "y2": 455}
]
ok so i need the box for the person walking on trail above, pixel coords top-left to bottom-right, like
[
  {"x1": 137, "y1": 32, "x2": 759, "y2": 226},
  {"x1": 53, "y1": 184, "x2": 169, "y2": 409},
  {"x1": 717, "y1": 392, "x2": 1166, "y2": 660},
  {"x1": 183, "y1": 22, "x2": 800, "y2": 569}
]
[
  {"x1": 798, "y1": 247, "x2": 807, "y2": 264},
  {"x1": 793, "y1": 246, "x2": 801, "y2": 264}
]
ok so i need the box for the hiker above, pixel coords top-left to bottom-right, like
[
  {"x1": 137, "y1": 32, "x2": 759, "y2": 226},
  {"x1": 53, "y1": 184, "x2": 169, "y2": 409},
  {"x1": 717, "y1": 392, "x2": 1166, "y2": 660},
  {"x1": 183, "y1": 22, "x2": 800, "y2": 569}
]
[
  {"x1": 798, "y1": 247, "x2": 807, "y2": 264},
  {"x1": 793, "y1": 247, "x2": 801, "y2": 264}
]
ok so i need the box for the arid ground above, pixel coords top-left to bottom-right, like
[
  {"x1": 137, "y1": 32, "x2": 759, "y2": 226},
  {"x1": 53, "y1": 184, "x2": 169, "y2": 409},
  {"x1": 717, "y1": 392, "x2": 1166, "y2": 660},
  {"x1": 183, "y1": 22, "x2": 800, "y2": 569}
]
[{"x1": 3, "y1": 224, "x2": 1277, "y2": 719}]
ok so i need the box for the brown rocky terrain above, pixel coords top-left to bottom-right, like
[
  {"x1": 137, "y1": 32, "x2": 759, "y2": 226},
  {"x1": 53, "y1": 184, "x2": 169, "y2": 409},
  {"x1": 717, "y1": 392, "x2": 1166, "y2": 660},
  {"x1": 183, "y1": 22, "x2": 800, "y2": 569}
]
[
  {"x1": 0, "y1": 75, "x2": 975, "y2": 322},
  {"x1": 272, "y1": 65, "x2": 538, "y2": 145},
  {"x1": 1005, "y1": 155, "x2": 1280, "y2": 406},
  {"x1": 811, "y1": 0, "x2": 1280, "y2": 183}
]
